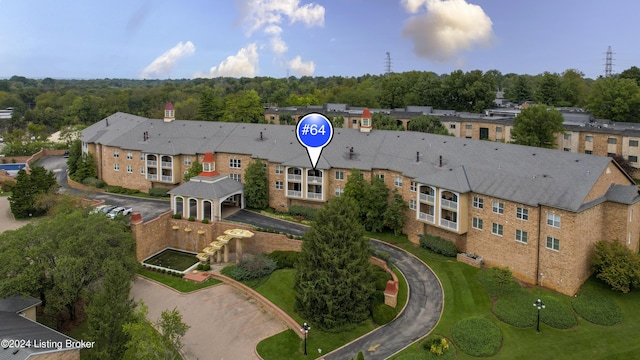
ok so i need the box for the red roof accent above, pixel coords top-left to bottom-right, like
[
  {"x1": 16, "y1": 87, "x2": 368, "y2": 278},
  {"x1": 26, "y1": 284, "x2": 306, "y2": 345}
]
[
  {"x1": 362, "y1": 108, "x2": 371, "y2": 118},
  {"x1": 202, "y1": 152, "x2": 215, "y2": 163},
  {"x1": 165, "y1": 102, "x2": 174, "y2": 111}
]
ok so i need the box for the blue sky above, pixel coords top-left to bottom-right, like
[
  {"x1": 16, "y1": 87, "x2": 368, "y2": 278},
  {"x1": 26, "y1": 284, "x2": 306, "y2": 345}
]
[{"x1": 1, "y1": 0, "x2": 638, "y2": 80}]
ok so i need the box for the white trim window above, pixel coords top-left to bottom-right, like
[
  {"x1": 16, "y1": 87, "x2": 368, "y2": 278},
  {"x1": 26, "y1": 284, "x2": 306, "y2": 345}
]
[
  {"x1": 492, "y1": 201, "x2": 504, "y2": 214},
  {"x1": 410, "y1": 182, "x2": 417, "y2": 192},
  {"x1": 472, "y1": 217, "x2": 483, "y2": 230},
  {"x1": 335, "y1": 187, "x2": 344, "y2": 196},
  {"x1": 394, "y1": 176, "x2": 403, "y2": 187},
  {"x1": 473, "y1": 196, "x2": 484, "y2": 209},
  {"x1": 409, "y1": 199, "x2": 416, "y2": 210},
  {"x1": 492, "y1": 223, "x2": 503, "y2": 236},
  {"x1": 275, "y1": 181, "x2": 283, "y2": 190},
  {"x1": 547, "y1": 213, "x2": 560, "y2": 228},
  {"x1": 114, "y1": 163, "x2": 119, "y2": 171},
  {"x1": 140, "y1": 167, "x2": 145, "y2": 174},
  {"x1": 126, "y1": 165, "x2": 133, "y2": 173},
  {"x1": 114, "y1": 150, "x2": 119, "y2": 158},
  {"x1": 229, "y1": 159, "x2": 242, "y2": 169},
  {"x1": 515, "y1": 229, "x2": 528, "y2": 243},
  {"x1": 546, "y1": 236, "x2": 560, "y2": 251},
  {"x1": 335, "y1": 171, "x2": 344, "y2": 180},
  {"x1": 275, "y1": 165, "x2": 283, "y2": 174},
  {"x1": 184, "y1": 157, "x2": 192, "y2": 166},
  {"x1": 230, "y1": 173, "x2": 241, "y2": 182},
  {"x1": 516, "y1": 207, "x2": 528, "y2": 221},
  {"x1": 127, "y1": 152, "x2": 133, "y2": 160}
]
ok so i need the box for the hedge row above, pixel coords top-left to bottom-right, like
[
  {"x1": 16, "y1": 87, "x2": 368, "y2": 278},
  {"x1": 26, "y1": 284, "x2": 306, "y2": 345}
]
[
  {"x1": 419, "y1": 234, "x2": 458, "y2": 257},
  {"x1": 288, "y1": 205, "x2": 318, "y2": 221}
]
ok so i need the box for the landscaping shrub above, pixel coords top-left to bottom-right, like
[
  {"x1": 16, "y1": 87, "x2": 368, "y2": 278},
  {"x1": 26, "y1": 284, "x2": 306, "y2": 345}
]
[
  {"x1": 372, "y1": 303, "x2": 396, "y2": 325},
  {"x1": 540, "y1": 296, "x2": 577, "y2": 329},
  {"x1": 591, "y1": 240, "x2": 640, "y2": 293},
  {"x1": 222, "y1": 255, "x2": 277, "y2": 281},
  {"x1": 422, "y1": 335, "x2": 455, "y2": 359},
  {"x1": 82, "y1": 176, "x2": 106, "y2": 188},
  {"x1": 201, "y1": 219, "x2": 209, "y2": 224},
  {"x1": 148, "y1": 188, "x2": 169, "y2": 197},
  {"x1": 451, "y1": 317, "x2": 502, "y2": 357},
  {"x1": 188, "y1": 216, "x2": 195, "y2": 222},
  {"x1": 572, "y1": 287, "x2": 623, "y2": 326},
  {"x1": 288, "y1": 205, "x2": 318, "y2": 221},
  {"x1": 105, "y1": 185, "x2": 140, "y2": 195},
  {"x1": 419, "y1": 234, "x2": 457, "y2": 257},
  {"x1": 196, "y1": 263, "x2": 211, "y2": 271},
  {"x1": 266, "y1": 251, "x2": 299, "y2": 269},
  {"x1": 477, "y1": 267, "x2": 519, "y2": 297},
  {"x1": 373, "y1": 266, "x2": 392, "y2": 291},
  {"x1": 172, "y1": 213, "x2": 182, "y2": 219},
  {"x1": 376, "y1": 251, "x2": 391, "y2": 266},
  {"x1": 493, "y1": 288, "x2": 537, "y2": 328}
]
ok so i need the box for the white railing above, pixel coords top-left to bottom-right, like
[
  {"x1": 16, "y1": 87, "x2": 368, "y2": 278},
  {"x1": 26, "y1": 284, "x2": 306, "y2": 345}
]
[
  {"x1": 287, "y1": 174, "x2": 302, "y2": 181},
  {"x1": 307, "y1": 176, "x2": 323, "y2": 184},
  {"x1": 306, "y1": 192, "x2": 323, "y2": 200},
  {"x1": 419, "y1": 193, "x2": 435, "y2": 203},
  {"x1": 418, "y1": 212, "x2": 435, "y2": 223},
  {"x1": 161, "y1": 175, "x2": 172, "y2": 182},
  {"x1": 146, "y1": 174, "x2": 158, "y2": 180},
  {"x1": 147, "y1": 160, "x2": 157, "y2": 166},
  {"x1": 287, "y1": 190, "x2": 302, "y2": 198},
  {"x1": 441, "y1": 199, "x2": 458, "y2": 209},
  {"x1": 440, "y1": 218, "x2": 458, "y2": 231},
  {"x1": 161, "y1": 161, "x2": 172, "y2": 168}
]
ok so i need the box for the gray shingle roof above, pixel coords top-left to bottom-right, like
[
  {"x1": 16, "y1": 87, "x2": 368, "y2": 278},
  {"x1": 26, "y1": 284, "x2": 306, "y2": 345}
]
[
  {"x1": 82, "y1": 113, "x2": 629, "y2": 212},
  {"x1": 605, "y1": 184, "x2": 640, "y2": 204},
  {"x1": 0, "y1": 312, "x2": 78, "y2": 360},
  {"x1": 168, "y1": 175, "x2": 244, "y2": 199},
  {"x1": 0, "y1": 295, "x2": 41, "y2": 313}
]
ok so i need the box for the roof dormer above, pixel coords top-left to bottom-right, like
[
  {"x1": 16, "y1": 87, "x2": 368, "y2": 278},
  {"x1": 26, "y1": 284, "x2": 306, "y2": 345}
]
[
  {"x1": 360, "y1": 108, "x2": 372, "y2": 133},
  {"x1": 198, "y1": 152, "x2": 219, "y2": 177},
  {"x1": 164, "y1": 103, "x2": 175, "y2": 122}
]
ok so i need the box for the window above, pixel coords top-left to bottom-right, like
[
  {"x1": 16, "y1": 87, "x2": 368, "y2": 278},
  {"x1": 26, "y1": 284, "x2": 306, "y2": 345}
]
[
  {"x1": 607, "y1": 153, "x2": 615, "y2": 157},
  {"x1": 229, "y1": 159, "x2": 242, "y2": 169},
  {"x1": 563, "y1": 148, "x2": 571, "y2": 152},
  {"x1": 184, "y1": 157, "x2": 191, "y2": 166},
  {"x1": 140, "y1": 153, "x2": 145, "y2": 161},
  {"x1": 515, "y1": 229, "x2": 528, "y2": 243},
  {"x1": 564, "y1": 133, "x2": 572, "y2": 140},
  {"x1": 492, "y1": 223, "x2": 503, "y2": 236},
  {"x1": 465, "y1": 124, "x2": 472, "y2": 130},
  {"x1": 492, "y1": 201, "x2": 504, "y2": 214},
  {"x1": 410, "y1": 182, "x2": 417, "y2": 192},
  {"x1": 229, "y1": 173, "x2": 241, "y2": 182},
  {"x1": 335, "y1": 171, "x2": 344, "y2": 180},
  {"x1": 127, "y1": 152, "x2": 133, "y2": 160},
  {"x1": 496, "y1": 126, "x2": 502, "y2": 133},
  {"x1": 516, "y1": 207, "x2": 528, "y2": 220},
  {"x1": 140, "y1": 167, "x2": 145, "y2": 174},
  {"x1": 585, "y1": 150, "x2": 593, "y2": 155},
  {"x1": 450, "y1": 124, "x2": 456, "y2": 129},
  {"x1": 114, "y1": 150, "x2": 119, "y2": 158},
  {"x1": 114, "y1": 163, "x2": 119, "y2": 171},
  {"x1": 546, "y1": 236, "x2": 560, "y2": 251},
  {"x1": 375, "y1": 174, "x2": 385, "y2": 181},
  {"x1": 332, "y1": 187, "x2": 343, "y2": 197},
  {"x1": 472, "y1": 217, "x2": 483, "y2": 230},
  {"x1": 585, "y1": 135, "x2": 594, "y2": 142},
  {"x1": 362, "y1": 118, "x2": 371, "y2": 127},
  {"x1": 394, "y1": 176, "x2": 403, "y2": 187},
  {"x1": 275, "y1": 165, "x2": 283, "y2": 174},
  {"x1": 630, "y1": 139, "x2": 639, "y2": 147},
  {"x1": 608, "y1": 137, "x2": 617, "y2": 144},
  {"x1": 409, "y1": 199, "x2": 416, "y2": 210},
  {"x1": 547, "y1": 213, "x2": 560, "y2": 228},
  {"x1": 473, "y1": 196, "x2": 484, "y2": 209},
  {"x1": 275, "y1": 181, "x2": 283, "y2": 190},
  {"x1": 630, "y1": 156, "x2": 638, "y2": 163},
  {"x1": 352, "y1": 119, "x2": 358, "y2": 124},
  {"x1": 127, "y1": 165, "x2": 133, "y2": 173},
  {"x1": 203, "y1": 162, "x2": 215, "y2": 172}
]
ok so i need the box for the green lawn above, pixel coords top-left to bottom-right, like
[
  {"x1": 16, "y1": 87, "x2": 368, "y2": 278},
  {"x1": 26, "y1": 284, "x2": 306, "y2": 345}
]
[{"x1": 137, "y1": 269, "x2": 221, "y2": 292}]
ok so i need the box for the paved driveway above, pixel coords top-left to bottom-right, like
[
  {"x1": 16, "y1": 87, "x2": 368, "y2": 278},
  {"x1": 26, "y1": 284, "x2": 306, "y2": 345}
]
[{"x1": 130, "y1": 276, "x2": 286, "y2": 360}]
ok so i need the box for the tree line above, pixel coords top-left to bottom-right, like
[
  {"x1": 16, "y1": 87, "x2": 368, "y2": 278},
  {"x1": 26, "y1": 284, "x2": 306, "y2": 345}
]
[{"x1": 2, "y1": 67, "x2": 640, "y2": 136}]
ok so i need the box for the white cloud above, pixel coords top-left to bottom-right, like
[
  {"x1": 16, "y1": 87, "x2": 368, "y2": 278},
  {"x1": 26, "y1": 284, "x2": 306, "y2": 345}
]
[
  {"x1": 265, "y1": 25, "x2": 288, "y2": 54},
  {"x1": 288, "y1": 55, "x2": 315, "y2": 76},
  {"x1": 195, "y1": 43, "x2": 259, "y2": 78},
  {"x1": 401, "y1": 0, "x2": 495, "y2": 63},
  {"x1": 140, "y1": 41, "x2": 195, "y2": 78},
  {"x1": 239, "y1": 0, "x2": 325, "y2": 36}
]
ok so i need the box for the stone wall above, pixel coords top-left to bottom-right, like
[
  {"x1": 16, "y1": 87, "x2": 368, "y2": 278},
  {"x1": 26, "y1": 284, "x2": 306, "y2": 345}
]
[
  {"x1": 30, "y1": 350, "x2": 80, "y2": 360},
  {"x1": 456, "y1": 253, "x2": 483, "y2": 268}
]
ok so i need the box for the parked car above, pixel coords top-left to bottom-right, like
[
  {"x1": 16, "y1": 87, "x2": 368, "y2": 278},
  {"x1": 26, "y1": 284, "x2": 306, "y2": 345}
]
[
  {"x1": 107, "y1": 206, "x2": 133, "y2": 219},
  {"x1": 63, "y1": 150, "x2": 70, "y2": 158},
  {"x1": 91, "y1": 204, "x2": 116, "y2": 215}
]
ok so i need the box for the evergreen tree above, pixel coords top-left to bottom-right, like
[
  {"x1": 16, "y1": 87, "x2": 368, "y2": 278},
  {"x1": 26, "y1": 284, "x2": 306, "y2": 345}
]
[
  {"x1": 244, "y1": 160, "x2": 268, "y2": 209},
  {"x1": 407, "y1": 115, "x2": 450, "y2": 135},
  {"x1": 343, "y1": 169, "x2": 367, "y2": 219},
  {"x1": 67, "y1": 139, "x2": 82, "y2": 176},
  {"x1": 362, "y1": 177, "x2": 389, "y2": 232},
  {"x1": 8, "y1": 166, "x2": 58, "y2": 218},
  {"x1": 511, "y1": 104, "x2": 564, "y2": 148},
  {"x1": 295, "y1": 196, "x2": 375, "y2": 331},
  {"x1": 384, "y1": 189, "x2": 408, "y2": 235}
]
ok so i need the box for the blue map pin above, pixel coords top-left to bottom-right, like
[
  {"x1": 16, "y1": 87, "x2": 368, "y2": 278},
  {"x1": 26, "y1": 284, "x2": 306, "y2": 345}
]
[{"x1": 296, "y1": 113, "x2": 334, "y2": 169}]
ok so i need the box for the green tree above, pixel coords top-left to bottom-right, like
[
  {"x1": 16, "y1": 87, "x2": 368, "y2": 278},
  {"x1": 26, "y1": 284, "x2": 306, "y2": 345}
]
[
  {"x1": 244, "y1": 160, "x2": 268, "y2": 209},
  {"x1": 407, "y1": 115, "x2": 450, "y2": 135},
  {"x1": 535, "y1": 72, "x2": 560, "y2": 106},
  {"x1": 591, "y1": 240, "x2": 640, "y2": 293},
  {"x1": 85, "y1": 260, "x2": 136, "y2": 360},
  {"x1": 279, "y1": 114, "x2": 295, "y2": 125},
  {"x1": 505, "y1": 75, "x2": 533, "y2": 103},
  {"x1": 157, "y1": 307, "x2": 190, "y2": 354},
  {"x1": 294, "y1": 196, "x2": 375, "y2": 331},
  {"x1": 558, "y1": 69, "x2": 588, "y2": 107},
  {"x1": 586, "y1": 77, "x2": 640, "y2": 122},
  {"x1": 620, "y1": 66, "x2": 640, "y2": 86},
  {"x1": 8, "y1": 166, "x2": 58, "y2": 218},
  {"x1": 378, "y1": 73, "x2": 407, "y2": 109},
  {"x1": 67, "y1": 140, "x2": 83, "y2": 177},
  {"x1": 183, "y1": 159, "x2": 202, "y2": 182},
  {"x1": 343, "y1": 169, "x2": 367, "y2": 219},
  {"x1": 362, "y1": 177, "x2": 389, "y2": 232},
  {"x1": 72, "y1": 152, "x2": 98, "y2": 182},
  {"x1": 123, "y1": 303, "x2": 183, "y2": 360},
  {"x1": 384, "y1": 189, "x2": 408, "y2": 235},
  {"x1": 510, "y1": 104, "x2": 564, "y2": 148},
  {"x1": 372, "y1": 113, "x2": 402, "y2": 130}
]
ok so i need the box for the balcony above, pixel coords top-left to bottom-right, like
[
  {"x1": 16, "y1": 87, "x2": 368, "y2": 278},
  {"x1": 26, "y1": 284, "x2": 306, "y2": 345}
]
[
  {"x1": 146, "y1": 174, "x2": 158, "y2": 181},
  {"x1": 147, "y1": 160, "x2": 157, "y2": 166},
  {"x1": 287, "y1": 174, "x2": 302, "y2": 182},
  {"x1": 441, "y1": 199, "x2": 458, "y2": 210},
  {"x1": 161, "y1": 161, "x2": 172, "y2": 168},
  {"x1": 307, "y1": 176, "x2": 323, "y2": 184},
  {"x1": 307, "y1": 192, "x2": 323, "y2": 200},
  {"x1": 419, "y1": 194, "x2": 435, "y2": 203},
  {"x1": 440, "y1": 218, "x2": 458, "y2": 231},
  {"x1": 287, "y1": 190, "x2": 302, "y2": 198},
  {"x1": 418, "y1": 212, "x2": 435, "y2": 223},
  {"x1": 161, "y1": 175, "x2": 172, "y2": 182}
]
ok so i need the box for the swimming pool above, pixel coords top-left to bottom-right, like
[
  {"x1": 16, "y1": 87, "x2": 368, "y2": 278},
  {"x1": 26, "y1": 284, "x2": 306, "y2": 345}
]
[{"x1": 0, "y1": 163, "x2": 26, "y2": 171}]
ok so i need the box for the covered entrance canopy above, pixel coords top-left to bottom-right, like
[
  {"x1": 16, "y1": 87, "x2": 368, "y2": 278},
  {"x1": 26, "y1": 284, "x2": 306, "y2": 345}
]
[{"x1": 168, "y1": 175, "x2": 244, "y2": 222}]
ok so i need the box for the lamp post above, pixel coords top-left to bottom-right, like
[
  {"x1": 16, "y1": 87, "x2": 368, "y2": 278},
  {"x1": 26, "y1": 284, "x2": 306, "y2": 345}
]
[
  {"x1": 301, "y1": 322, "x2": 310, "y2": 356},
  {"x1": 533, "y1": 298, "x2": 545, "y2": 333}
]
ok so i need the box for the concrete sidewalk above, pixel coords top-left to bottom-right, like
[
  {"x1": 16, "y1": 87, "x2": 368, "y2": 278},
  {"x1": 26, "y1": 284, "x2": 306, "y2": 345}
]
[
  {"x1": 130, "y1": 276, "x2": 287, "y2": 360},
  {"x1": 0, "y1": 196, "x2": 32, "y2": 232}
]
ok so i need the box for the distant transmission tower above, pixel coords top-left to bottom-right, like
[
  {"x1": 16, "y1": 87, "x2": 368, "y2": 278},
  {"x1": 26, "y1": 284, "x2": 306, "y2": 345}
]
[
  {"x1": 385, "y1": 52, "x2": 392, "y2": 75},
  {"x1": 604, "y1": 46, "x2": 614, "y2": 78}
]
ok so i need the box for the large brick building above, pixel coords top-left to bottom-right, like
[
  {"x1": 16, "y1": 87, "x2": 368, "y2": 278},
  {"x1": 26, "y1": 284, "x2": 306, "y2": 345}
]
[{"x1": 82, "y1": 108, "x2": 640, "y2": 295}]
